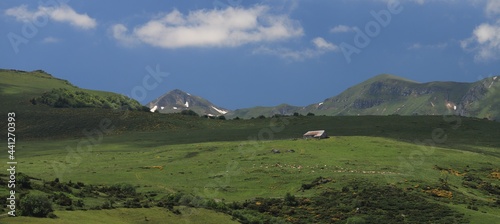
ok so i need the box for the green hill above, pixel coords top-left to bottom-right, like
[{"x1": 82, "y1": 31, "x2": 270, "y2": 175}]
[
  {"x1": 0, "y1": 69, "x2": 146, "y2": 112},
  {"x1": 226, "y1": 74, "x2": 500, "y2": 120}
]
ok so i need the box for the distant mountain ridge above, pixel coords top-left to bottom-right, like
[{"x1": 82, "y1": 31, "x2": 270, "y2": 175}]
[
  {"x1": 225, "y1": 74, "x2": 500, "y2": 120},
  {"x1": 3, "y1": 69, "x2": 497, "y2": 120},
  {"x1": 147, "y1": 89, "x2": 229, "y2": 116}
]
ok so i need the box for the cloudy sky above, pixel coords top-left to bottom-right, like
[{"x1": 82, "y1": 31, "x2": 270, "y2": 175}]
[{"x1": 1, "y1": 0, "x2": 499, "y2": 109}]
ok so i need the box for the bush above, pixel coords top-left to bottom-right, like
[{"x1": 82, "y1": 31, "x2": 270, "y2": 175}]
[
  {"x1": 124, "y1": 198, "x2": 141, "y2": 208},
  {"x1": 306, "y1": 112, "x2": 315, "y2": 116},
  {"x1": 180, "y1": 110, "x2": 199, "y2": 116},
  {"x1": 47, "y1": 212, "x2": 57, "y2": 219},
  {"x1": 20, "y1": 194, "x2": 53, "y2": 217},
  {"x1": 31, "y1": 88, "x2": 144, "y2": 110},
  {"x1": 284, "y1": 193, "x2": 297, "y2": 206},
  {"x1": 74, "y1": 199, "x2": 84, "y2": 207},
  {"x1": 17, "y1": 173, "x2": 31, "y2": 189},
  {"x1": 52, "y1": 193, "x2": 72, "y2": 206}
]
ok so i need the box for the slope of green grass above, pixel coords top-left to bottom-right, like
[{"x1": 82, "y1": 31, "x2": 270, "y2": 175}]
[
  {"x1": 1, "y1": 207, "x2": 238, "y2": 224},
  {"x1": 3, "y1": 134, "x2": 499, "y2": 223},
  {"x1": 12, "y1": 136, "x2": 499, "y2": 200},
  {"x1": 0, "y1": 69, "x2": 143, "y2": 113}
]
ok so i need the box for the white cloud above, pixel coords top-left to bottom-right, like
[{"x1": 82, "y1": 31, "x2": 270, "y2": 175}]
[
  {"x1": 330, "y1": 25, "x2": 354, "y2": 33},
  {"x1": 41, "y1": 37, "x2": 60, "y2": 43},
  {"x1": 486, "y1": 0, "x2": 500, "y2": 17},
  {"x1": 112, "y1": 6, "x2": 303, "y2": 48},
  {"x1": 252, "y1": 46, "x2": 318, "y2": 61},
  {"x1": 461, "y1": 21, "x2": 500, "y2": 61},
  {"x1": 312, "y1": 37, "x2": 339, "y2": 51},
  {"x1": 253, "y1": 37, "x2": 338, "y2": 61},
  {"x1": 453, "y1": 0, "x2": 500, "y2": 61},
  {"x1": 111, "y1": 24, "x2": 139, "y2": 46},
  {"x1": 5, "y1": 5, "x2": 33, "y2": 22},
  {"x1": 4, "y1": 4, "x2": 96, "y2": 30}
]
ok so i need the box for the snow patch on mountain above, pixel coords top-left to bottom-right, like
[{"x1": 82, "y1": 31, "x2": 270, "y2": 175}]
[
  {"x1": 150, "y1": 105, "x2": 158, "y2": 112},
  {"x1": 185, "y1": 101, "x2": 189, "y2": 107},
  {"x1": 211, "y1": 106, "x2": 228, "y2": 114}
]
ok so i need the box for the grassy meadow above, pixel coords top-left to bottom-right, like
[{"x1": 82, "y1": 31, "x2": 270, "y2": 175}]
[
  {"x1": 0, "y1": 70, "x2": 499, "y2": 223},
  {"x1": 1, "y1": 115, "x2": 499, "y2": 223}
]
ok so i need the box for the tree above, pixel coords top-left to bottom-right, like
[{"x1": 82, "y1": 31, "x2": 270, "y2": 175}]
[
  {"x1": 306, "y1": 112, "x2": 315, "y2": 116},
  {"x1": 20, "y1": 194, "x2": 54, "y2": 217},
  {"x1": 218, "y1": 115, "x2": 226, "y2": 120}
]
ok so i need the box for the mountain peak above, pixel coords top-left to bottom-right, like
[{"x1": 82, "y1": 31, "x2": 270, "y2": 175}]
[
  {"x1": 367, "y1": 74, "x2": 418, "y2": 83},
  {"x1": 148, "y1": 89, "x2": 229, "y2": 116}
]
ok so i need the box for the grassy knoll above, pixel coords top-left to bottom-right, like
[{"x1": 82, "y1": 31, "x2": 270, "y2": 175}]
[{"x1": 2, "y1": 207, "x2": 238, "y2": 224}]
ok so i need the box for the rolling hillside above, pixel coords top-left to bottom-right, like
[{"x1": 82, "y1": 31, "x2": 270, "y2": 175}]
[
  {"x1": 226, "y1": 74, "x2": 500, "y2": 120},
  {"x1": 0, "y1": 69, "x2": 145, "y2": 112},
  {"x1": 1, "y1": 69, "x2": 499, "y2": 223}
]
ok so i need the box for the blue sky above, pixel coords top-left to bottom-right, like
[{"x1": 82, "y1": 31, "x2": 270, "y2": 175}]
[{"x1": 1, "y1": 0, "x2": 500, "y2": 110}]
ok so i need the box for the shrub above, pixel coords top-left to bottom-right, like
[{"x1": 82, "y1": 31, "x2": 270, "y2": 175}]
[
  {"x1": 47, "y1": 212, "x2": 57, "y2": 219},
  {"x1": 284, "y1": 193, "x2": 298, "y2": 206},
  {"x1": 180, "y1": 110, "x2": 199, "y2": 116},
  {"x1": 74, "y1": 199, "x2": 84, "y2": 207},
  {"x1": 124, "y1": 198, "x2": 141, "y2": 208},
  {"x1": 17, "y1": 173, "x2": 31, "y2": 189},
  {"x1": 20, "y1": 194, "x2": 53, "y2": 217},
  {"x1": 306, "y1": 112, "x2": 315, "y2": 116},
  {"x1": 52, "y1": 193, "x2": 72, "y2": 206},
  {"x1": 31, "y1": 88, "x2": 144, "y2": 110}
]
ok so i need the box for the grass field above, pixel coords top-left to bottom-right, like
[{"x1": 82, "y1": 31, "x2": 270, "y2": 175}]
[
  {"x1": 1, "y1": 119, "x2": 499, "y2": 223},
  {"x1": 2, "y1": 207, "x2": 239, "y2": 224},
  {"x1": 0, "y1": 70, "x2": 499, "y2": 223}
]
